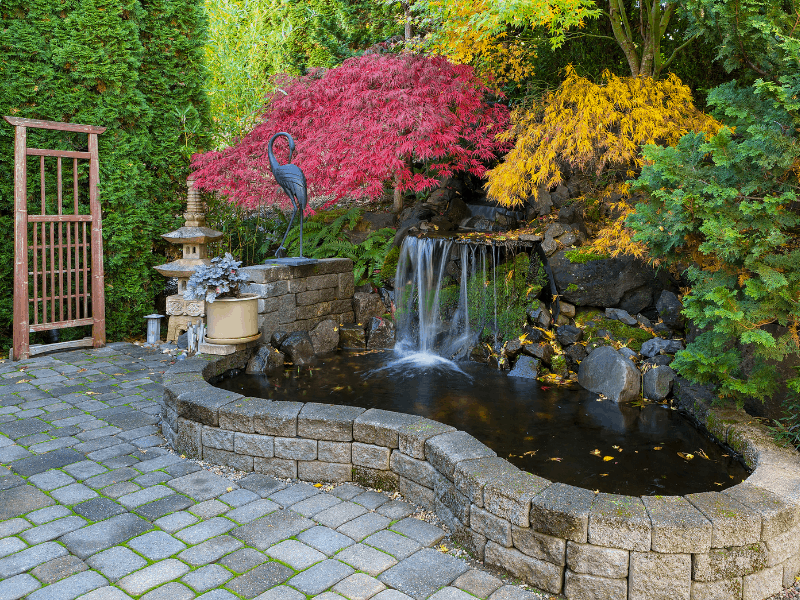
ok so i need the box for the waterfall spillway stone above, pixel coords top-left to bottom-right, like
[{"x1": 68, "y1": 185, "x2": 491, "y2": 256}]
[{"x1": 392, "y1": 236, "x2": 493, "y2": 369}]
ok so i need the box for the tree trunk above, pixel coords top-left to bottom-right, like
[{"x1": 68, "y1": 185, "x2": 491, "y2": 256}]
[
  {"x1": 403, "y1": 1, "x2": 412, "y2": 41},
  {"x1": 393, "y1": 170, "x2": 403, "y2": 213}
]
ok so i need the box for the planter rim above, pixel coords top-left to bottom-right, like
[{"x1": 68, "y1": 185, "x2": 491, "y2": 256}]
[{"x1": 205, "y1": 292, "x2": 258, "y2": 303}]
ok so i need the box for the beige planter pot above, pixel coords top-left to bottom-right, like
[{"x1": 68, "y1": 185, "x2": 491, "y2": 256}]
[{"x1": 205, "y1": 293, "x2": 260, "y2": 345}]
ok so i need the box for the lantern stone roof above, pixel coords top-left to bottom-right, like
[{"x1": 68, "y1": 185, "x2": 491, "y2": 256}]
[
  {"x1": 154, "y1": 258, "x2": 212, "y2": 279},
  {"x1": 162, "y1": 226, "x2": 223, "y2": 245}
]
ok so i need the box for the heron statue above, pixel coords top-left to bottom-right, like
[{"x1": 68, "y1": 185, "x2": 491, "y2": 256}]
[{"x1": 268, "y1": 132, "x2": 308, "y2": 258}]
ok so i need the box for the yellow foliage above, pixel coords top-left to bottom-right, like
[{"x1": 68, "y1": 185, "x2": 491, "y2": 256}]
[{"x1": 486, "y1": 67, "x2": 721, "y2": 208}]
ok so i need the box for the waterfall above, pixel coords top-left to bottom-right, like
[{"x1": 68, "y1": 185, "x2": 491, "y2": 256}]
[{"x1": 393, "y1": 237, "x2": 493, "y2": 367}]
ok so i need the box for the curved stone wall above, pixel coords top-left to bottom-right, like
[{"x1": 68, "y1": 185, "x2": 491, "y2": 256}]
[{"x1": 159, "y1": 350, "x2": 800, "y2": 600}]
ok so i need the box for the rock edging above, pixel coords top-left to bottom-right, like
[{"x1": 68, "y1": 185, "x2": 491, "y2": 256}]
[{"x1": 160, "y1": 349, "x2": 800, "y2": 600}]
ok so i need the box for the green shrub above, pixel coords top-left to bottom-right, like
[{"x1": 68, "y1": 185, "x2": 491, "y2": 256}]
[{"x1": 0, "y1": 0, "x2": 210, "y2": 350}]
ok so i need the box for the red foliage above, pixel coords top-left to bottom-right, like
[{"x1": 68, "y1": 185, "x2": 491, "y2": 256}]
[{"x1": 191, "y1": 53, "x2": 510, "y2": 209}]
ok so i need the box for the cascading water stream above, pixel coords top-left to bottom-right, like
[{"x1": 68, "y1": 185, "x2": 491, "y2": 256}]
[{"x1": 390, "y1": 236, "x2": 492, "y2": 370}]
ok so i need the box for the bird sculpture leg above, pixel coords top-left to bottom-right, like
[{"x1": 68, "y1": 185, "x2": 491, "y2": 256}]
[
  {"x1": 275, "y1": 198, "x2": 299, "y2": 258},
  {"x1": 299, "y1": 206, "x2": 304, "y2": 258}
]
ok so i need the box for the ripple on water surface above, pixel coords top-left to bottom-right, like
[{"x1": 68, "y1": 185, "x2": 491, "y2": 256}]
[{"x1": 214, "y1": 350, "x2": 749, "y2": 496}]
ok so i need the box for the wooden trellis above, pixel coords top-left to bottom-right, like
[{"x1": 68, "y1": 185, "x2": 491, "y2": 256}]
[{"x1": 6, "y1": 116, "x2": 106, "y2": 360}]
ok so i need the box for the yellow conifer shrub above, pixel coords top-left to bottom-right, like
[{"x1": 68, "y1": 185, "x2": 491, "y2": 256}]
[{"x1": 486, "y1": 67, "x2": 720, "y2": 257}]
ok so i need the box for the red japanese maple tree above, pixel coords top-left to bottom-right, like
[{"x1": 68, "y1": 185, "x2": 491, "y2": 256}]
[{"x1": 191, "y1": 52, "x2": 510, "y2": 212}]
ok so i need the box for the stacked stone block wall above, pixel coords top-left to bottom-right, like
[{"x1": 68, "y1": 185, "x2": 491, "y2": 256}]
[
  {"x1": 160, "y1": 352, "x2": 800, "y2": 600},
  {"x1": 240, "y1": 258, "x2": 355, "y2": 343}
]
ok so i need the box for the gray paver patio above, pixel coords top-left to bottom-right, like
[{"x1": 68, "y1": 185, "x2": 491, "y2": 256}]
[{"x1": 0, "y1": 344, "x2": 546, "y2": 600}]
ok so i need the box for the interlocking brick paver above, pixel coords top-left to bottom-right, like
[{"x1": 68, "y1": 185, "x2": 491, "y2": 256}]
[
  {"x1": 266, "y1": 539, "x2": 325, "y2": 570},
  {"x1": 178, "y1": 535, "x2": 243, "y2": 566},
  {"x1": 379, "y1": 549, "x2": 468, "y2": 600},
  {"x1": 232, "y1": 509, "x2": 314, "y2": 550},
  {"x1": 117, "y1": 558, "x2": 190, "y2": 596},
  {"x1": 269, "y1": 482, "x2": 320, "y2": 507},
  {"x1": 136, "y1": 494, "x2": 194, "y2": 520},
  {"x1": 63, "y1": 460, "x2": 107, "y2": 480},
  {"x1": 195, "y1": 590, "x2": 240, "y2": 600},
  {"x1": 168, "y1": 470, "x2": 237, "y2": 501},
  {"x1": 338, "y1": 512, "x2": 392, "y2": 542},
  {"x1": 488, "y1": 586, "x2": 539, "y2": 600},
  {"x1": 291, "y1": 492, "x2": 342, "y2": 517},
  {"x1": 21, "y1": 515, "x2": 87, "y2": 544},
  {"x1": 102, "y1": 481, "x2": 141, "y2": 498},
  {"x1": 236, "y1": 473, "x2": 285, "y2": 498},
  {"x1": 78, "y1": 587, "x2": 134, "y2": 600},
  {"x1": 0, "y1": 572, "x2": 41, "y2": 599},
  {"x1": 389, "y1": 518, "x2": 446, "y2": 547},
  {"x1": 226, "y1": 499, "x2": 279, "y2": 524},
  {"x1": 117, "y1": 484, "x2": 174, "y2": 509},
  {"x1": 333, "y1": 572, "x2": 388, "y2": 600},
  {"x1": 27, "y1": 504, "x2": 72, "y2": 525},
  {"x1": 337, "y1": 543, "x2": 398, "y2": 576},
  {"x1": 139, "y1": 581, "x2": 195, "y2": 600},
  {"x1": 297, "y1": 525, "x2": 355, "y2": 556},
  {"x1": 127, "y1": 530, "x2": 187, "y2": 560},
  {"x1": 29, "y1": 555, "x2": 87, "y2": 584},
  {"x1": 26, "y1": 569, "x2": 107, "y2": 600},
  {"x1": 216, "y1": 548, "x2": 266, "y2": 573},
  {"x1": 316, "y1": 501, "x2": 368, "y2": 529},
  {"x1": 182, "y1": 564, "x2": 233, "y2": 592},
  {"x1": 364, "y1": 531, "x2": 422, "y2": 561},
  {"x1": 174, "y1": 516, "x2": 235, "y2": 544},
  {"x1": 60, "y1": 513, "x2": 152, "y2": 559},
  {"x1": 0, "y1": 484, "x2": 54, "y2": 519},
  {"x1": 0, "y1": 538, "x2": 27, "y2": 560},
  {"x1": 427, "y1": 587, "x2": 475, "y2": 600},
  {"x1": 352, "y1": 491, "x2": 390, "y2": 510},
  {"x1": 249, "y1": 585, "x2": 304, "y2": 600},
  {"x1": 219, "y1": 488, "x2": 259, "y2": 507},
  {"x1": 50, "y1": 482, "x2": 98, "y2": 505},
  {"x1": 86, "y1": 546, "x2": 147, "y2": 582},
  {"x1": 74, "y1": 497, "x2": 127, "y2": 522},
  {"x1": 27, "y1": 469, "x2": 76, "y2": 490},
  {"x1": 0, "y1": 518, "x2": 31, "y2": 538},
  {"x1": 0, "y1": 541, "x2": 68, "y2": 578},
  {"x1": 288, "y1": 558, "x2": 354, "y2": 595},
  {"x1": 453, "y1": 569, "x2": 503, "y2": 598},
  {"x1": 226, "y1": 561, "x2": 294, "y2": 598},
  {"x1": 191, "y1": 499, "x2": 229, "y2": 519},
  {"x1": 133, "y1": 471, "x2": 172, "y2": 487},
  {"x1": 154, "y1": 511, "x2": 198, "y2": 533},
  {"x1": 377, "y1": 500, "x2": 415, "y2": 521}
]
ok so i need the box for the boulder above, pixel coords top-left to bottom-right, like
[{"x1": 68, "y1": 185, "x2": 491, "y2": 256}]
[
  {"x1": 540, "y1": 236, "x2": 558, "y2": 256},
  {"x1": 640, "y1": 337, "x2": 684, "y2": 358},
  {"x1": 551, "y1": 184, "x2": 570, "y2": 206},
  {"x1": 577, "y1": 346, "x2": 641, "y2": 403},
  {"x1": 522, "y1": 342, "x2": 553, "y2": 366},
  {"x1": 504, "y1": 338, "x2": 524, "y2": 359},
  {"x1": 618, "y1": 285, "x2": 654, "y2": 316},
  {"x1": 310, "y1": 319, "x2": 339, "y2": 354},
  {"x1": 270, "y1": 331, "x2": 289, "y2": 348},
  {"x1": 393, "y1": 223, "x2": 417, "y2": 248},
  {"x1": 558, "y1": 231, "x2": 578, "y2": 247},
  {"x1": 636, "y1": 314, "x2": 652, "y2": 328},
  {"x1": 527, "y1": 303, "x2": 552, "y2": 329},
  {"x1": 445, "y1": 196, "x2": 471, "y2": 224},
  {"x1": 549, "y1": 249, "x2": 658, "y2": 308},
  {"x1": 366, "y1": 317, "x2": 395, "y2": 349},
  {"x1": 528, "y1": 191, "x2": 552, "y2": 218},
  {"x1": 508, "y1": 355, "x2": 540, "y2": 379},
  {"x1": 545, "y1": 223, "x2": 565, "y2": 238},
  {"x1": 522, "y1": 326, "x2": 547, "y2": 343},
  {"x1": 339, "y1": 323, "x2": 366, "y2": 350},
  {"x1": 353, "y1": 292, "x2": 385, "y2": 325},
  {"x1": 643, "y1": 366, "x2": 676, "y2": 401},
  {"x1": 470, "y1": 343, "x2": 490, "y2": 363},
  {"x1": 643, "y1": 355, "x2": 672, "y2": 368},
  {"x1": 246, "y1": 344, "x2": 285, "y2": 374},
  {"x1": 556, "y1": 325, "x2": 583, "y2": 346},
  {"x1": 427, "y1": 187, "x2": 454, "y2": 209},
  {"x1": 280, "y1": 331, "x2": 315, "y2": 365},
  {"x1": 618, "y1": 347, "x2": 639, "y2": 362},
  {"x1": 656, "y1": 290, "x2": 685, "y2": 330},
  {"x1": 605, "y1": 308, "x2": 638, "y2": 326},
  {"x1": 399, "y1": 203, "x2": 436, "y2": 230},
  {"x1": 564, "y1": 343, "x2": 587, "y2": 371},
  {"x1": 559, "y1": 301, "x2": 576, "y2": 318},
  {"x1": 429, "y1": 215, "x2": 454, "y2": 232}
]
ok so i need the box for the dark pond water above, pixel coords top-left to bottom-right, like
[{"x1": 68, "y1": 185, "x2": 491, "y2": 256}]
[{"x1": 214, "y1": 350, "x2": 749, "y2": 496}]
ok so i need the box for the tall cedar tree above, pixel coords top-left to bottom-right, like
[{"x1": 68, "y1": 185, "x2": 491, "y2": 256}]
[
  {"x1": 191, "y1": 53, "x2": 510, "y2": 213},
  {"x1": 0, "y1": 0, "x2": 209, "y2": 347}
]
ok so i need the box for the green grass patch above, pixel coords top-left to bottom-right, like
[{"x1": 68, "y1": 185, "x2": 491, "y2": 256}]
[{"x1": 564, "y1": 249, "x2": 609, "y2": 263}]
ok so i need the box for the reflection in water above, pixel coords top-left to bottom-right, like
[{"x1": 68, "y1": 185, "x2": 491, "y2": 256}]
[{"x1": 215, "y1": 351, "x2": 749, "y2": 496}]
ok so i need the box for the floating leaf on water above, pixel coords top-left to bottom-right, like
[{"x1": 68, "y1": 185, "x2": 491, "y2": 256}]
[
  {"x1": 653, "y1": 446, "x2": 662, "y2": 451},
  {"x1": 678, "y1": 452, "x2": 695, "y2": 460},
  {"x1": 590, "y1": 449, "x2": 601, "y2": 456},
  {"x1": 599, "y1": 473, "x2": 608, "y2": 477},
  {"x1": 696, "y1": 449, "x2": 710, "y2": 460},
  {"x1": 549, "y1": 457, "x2": 563, "y2": 462},
  {"x1": 603, "y1": 456, "x2": 614, "y2": 462},
  {"x1": 714, "y1": 482, "x2": 723, "y2": 486},
  {"x1": 523, "y1": 450, "x2": 537, "y2": 456},
  {"x1": 332, "y1": 386, "x2": 344, "y2": 391}
]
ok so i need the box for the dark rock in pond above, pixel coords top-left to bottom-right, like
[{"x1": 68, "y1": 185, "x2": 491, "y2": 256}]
[
  {"x1": 618, "y1": 347, "x2": 639, "y2": 362},
  {"x1": 310, "y1": 319, "x2": 339, "y2": 354},
  {"x1": 246, "y1": 344, "x2": 285, "y2": 374},
  {"x1": 605, "y1": 308, "x2": 638, "y2": 326},
  {"x1": 429, "y1": 215, "x2": 454, "y2": 232},
  {"x1": 526, "y1": 304, "x2": 552, "y2": 329},
  {"x1": 508, "y1": 355, "x2": 540, "y2": 379},
  {"x1": 446, "y1": 196, "x2": 471, "y2": 224},
  {"x1": 504, "y1": 338, "x2": 523, "y2": 358},
  {"x1": 656, "y1": 290, "x2": 685, "y2": 330},
  {"x1": 339, "y1": 323, "x2": 366, "y2": 350},
  {"x1": 640, "y1": 337, "x2": 684, "y2": 358},
  {"x1": 643, "y1": 365, "x2": 676, "y2": 401},
  {"x1": 353, "y1": 292, "x2": 385, "y2": 325},
  {"x1": 271, "y1": 331, "x2": 289, "y2": 349},
  {"x1": 522, "y1": 325, "x2": 547, "y2": 343},
  {"x1": 469, "y1": 216, "x2": 494, "y2": 232},
  {"x1": 577, "y1": 346, "x2": 641, "y2": 403},
  {"x1": 366, "y1": 317, "x2": 395, "y2": 349},
  {"x1": 522, "y1": 342, "x2": 553, "y2": 366},
  {"x1": 488, "y1": 353, "x2": 510, "y2": 370},
  {"x1": 280, "y1": 331, "x2": 315, "y2": 365},
  {"x1": 564, "y1": 343, "x2": 587, "y2": 372},
  {"x1": 556, "y1": 325, "x2": 583, "y2": 346},
  {"x1": 177, "y1": 331, "x2": 188, "y2": 349},
  {"x1": 549, "y1": 249, "x2": 658, "y2": 309},
  {"x1": 470, "y1": 343, "x2": 490, "y2": 363},
  {"x1": 643, "y1": 355, "x2": 672, "y2": 368}
]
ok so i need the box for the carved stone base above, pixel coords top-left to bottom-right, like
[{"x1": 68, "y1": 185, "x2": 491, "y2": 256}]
[
  {"x1": 165, "y1": 294, "x2": 205, "y2": 318},
  {"x1": 166, "y1": 315, "x2": 204, "y2": 343}
]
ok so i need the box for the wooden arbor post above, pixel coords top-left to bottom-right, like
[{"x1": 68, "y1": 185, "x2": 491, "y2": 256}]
[{"x1": 5, "y1": 116, "x2": 107, "y2": 360}]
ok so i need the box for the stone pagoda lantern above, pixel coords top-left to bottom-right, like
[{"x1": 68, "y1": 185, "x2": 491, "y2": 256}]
[{"x1": 154, "y1": 175, "x2": 223, "y2": 342}]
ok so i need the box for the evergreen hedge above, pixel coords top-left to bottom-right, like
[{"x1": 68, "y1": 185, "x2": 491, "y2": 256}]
[{"x1": 0, "y1": 0, "x2": 209, "y2": 349}]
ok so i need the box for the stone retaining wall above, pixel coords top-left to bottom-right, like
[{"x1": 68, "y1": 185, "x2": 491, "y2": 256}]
[
  {"x1": 240, "y1": 258, "x2": 355, "y2": 344},
  {"x1": 160, "y1": 350, "x2": 800, "y2": 600}
]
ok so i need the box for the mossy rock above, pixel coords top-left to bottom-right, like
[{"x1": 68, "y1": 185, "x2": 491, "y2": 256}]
[
  {"x1": 381, "y1": 246, "x2": 401, "y2": 286},
  {"x1": 583, "y1": 317, "x2": 652, "y2": 352}
]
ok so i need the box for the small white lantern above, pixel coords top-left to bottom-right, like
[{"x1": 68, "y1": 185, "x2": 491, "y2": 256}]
[{"x1": 144, "y1": 314, "x2": 164, "y2": 344}]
